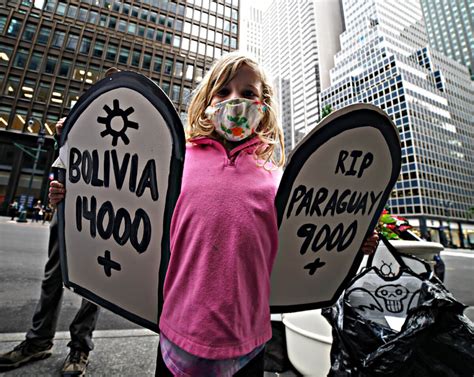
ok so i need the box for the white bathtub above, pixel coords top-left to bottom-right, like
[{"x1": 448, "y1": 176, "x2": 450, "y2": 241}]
[{"x1": 282, "y1": 309, "x2": 333, "y2": 376}]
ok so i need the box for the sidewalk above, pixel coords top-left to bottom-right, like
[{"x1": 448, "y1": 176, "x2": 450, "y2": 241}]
[{"x1": 0, "y1": 329, "x2": 159, "y2": 376}]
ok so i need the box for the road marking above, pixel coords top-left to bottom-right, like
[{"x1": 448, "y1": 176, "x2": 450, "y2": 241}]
[{"x1": 441, "y1": 251, "x2": 474, "y2": 259}]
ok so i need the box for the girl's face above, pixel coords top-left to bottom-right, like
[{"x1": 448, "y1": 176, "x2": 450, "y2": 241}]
[{"x1": 210, "y1": 64, "x2": 262, "y2": 106}]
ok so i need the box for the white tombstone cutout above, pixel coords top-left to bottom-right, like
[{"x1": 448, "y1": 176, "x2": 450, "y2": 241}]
[
  {"x1": 57, "y1": 72, "x2": 184, "y2": 332},
  {"x1": 271, "y1": 104, "x2": 401, "y2": 313}
]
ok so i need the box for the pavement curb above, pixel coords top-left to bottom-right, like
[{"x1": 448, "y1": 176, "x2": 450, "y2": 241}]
[{"x1": 0, "y1": 329, "x2": 158, "y2": 342}]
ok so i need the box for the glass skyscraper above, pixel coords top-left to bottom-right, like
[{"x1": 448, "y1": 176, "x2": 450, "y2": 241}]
[
  {"x1": 320, "y1": 0, "x2": 473, "y2": 247},
  {"x1": 420, "y1": 0, "x2": 473, "y2": 81}
]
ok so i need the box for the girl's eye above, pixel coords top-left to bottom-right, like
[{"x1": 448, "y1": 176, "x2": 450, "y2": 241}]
[
  {"x1": 243, "y1": 90, "x2": 257, "y2": 98},
  {"x1": 216, "y1": 88, "x2": 229, "y2": 97}
]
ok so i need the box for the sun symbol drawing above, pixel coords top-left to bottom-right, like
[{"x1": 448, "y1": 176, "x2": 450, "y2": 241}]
[{"x1": 97, "y1": 99, "x2": 139, "y2": 146}]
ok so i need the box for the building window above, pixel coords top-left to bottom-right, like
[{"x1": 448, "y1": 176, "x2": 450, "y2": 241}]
[
  {"x1": 37, "y1": 82, "x2": 51, "y2": 103},
  {"x1": 13, "y1": 49, "x2": 29, "y2": 69},
  {"x1": 6, "y1": 18, "x2": 22, "y2": 37},
  {"x1": 119, "y1": 47, "x2": 130, "y2": 64},
  {"x1": 185, "y1": 64, "x2": 193, "y2": 80},
  {"x1": 161, "y1": 81, "x2": 170, "y2": 95},
  {"x1": 173, "y1": 35, "x2": 181, "y2": 48},
  {"x1": 0, "y1": 105, "x2": 10, "y2": 128},
  {"x1": 153, "y1": 56, "x2": 163, "y2": 73},
  {"x1": 56, "y1": 2, "x2": 66, "y2": 15},
  {"x1": 44, "y1": 56, "x2": 57, "y2": 74},
  {"x1": 12, "y1": 109, "x2": 27, "y2": 131},
  {"x1": 146, "y1": 27, "x2": 154, "y2": 39},
  {"x1": 93, "y1": 40, "x2": 104, "y2": 58},
  {"x1": 4, "y1": 76, "x2": 20, "y2": 97},
  {"x1": 52, "y1": 31, "x2": 66, "y2": 48},
  {"x1": 174, "y1": 61, "x2": 183, "y2": 78},
  {"x1": 80, "y1": 37, "x2": 91, "y2": 55},
  {"x1": 22, "y1": 24, "x2": 37, "y2": 41},
  {"x1": 58, "y1": 59, "x2": 72, "y2": 77},
  {"x1": 66, "y1": 34, "x2": 79, "y2": 51},
  {"x1": 106, "y1": 44, "x2": 118, "y2": 61},
  {"x1": 67, "y1": 91, "x2": 80, "y2": 108},
  {"x1": 0, "y1": 46, "x2": 13, "y2": 66},
  {"x1": 171, "y1": 84, "x2": 180, "y2": 102},
  {"x1": 51, "y1": 84, "x2": 65, "y2": 105},
  {"x1": 88, "y1": 11, "x2": 99, "y2": 24},
  {"x1": 108, "y1": 16, "x2": 117, "y2": 29},
  {"x1": 156, "y1": 30, "x2": 164, "y2": 43},
  {"x1": 143, "y1": 53, "x2": 151, "y2": 70},
  {"x1": 78, "y1": 8, "x2": 88, "y2": 22},
  {"x1": 131, "y1": 50, "x2": 141, "y2": 67},
  {"x1": 44, "y1": 0, "x2": 57, "y2": 12},
  {"x1": 164, "y1": 58, "x2": 173, "y2": 75},
  {"x1": 28, "y1": 52, "x2": 42, "y2": 71},
  {"x1": 67, "y1": 5, "x2": 77, "y2": 18},
  {"x1": 21, "y1": 79, "x2": 36, "y2": 100},
  {"x1": 0, "y1": 15, "x2": 7, "y2": 34},
  {"x1": 37, "y1": 27, "x2": 51, "y2": 45},
  {"x1": 118, "y1": 20, "x2": 127, "y2": 33}
]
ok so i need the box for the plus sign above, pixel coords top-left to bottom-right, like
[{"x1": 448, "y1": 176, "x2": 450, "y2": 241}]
[
  {"x1": 97, "y1": 250, "x2": 121, "y2": 277},
  {"x1": 304, "y1": 257, "x2": 326, "y2": 276}
]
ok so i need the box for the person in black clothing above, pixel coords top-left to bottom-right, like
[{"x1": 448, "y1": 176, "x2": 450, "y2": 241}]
[{"x1": 0, "y1": 116, "x2": 100, "y2": 376}]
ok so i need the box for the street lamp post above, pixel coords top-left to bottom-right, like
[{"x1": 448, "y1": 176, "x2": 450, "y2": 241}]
[{"x1": 16, "y1": 119, "x2": 46, "y2": 223}]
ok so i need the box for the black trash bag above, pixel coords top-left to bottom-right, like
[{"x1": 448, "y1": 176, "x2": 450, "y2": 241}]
[
  {"x1": 264, "y1": 320, "x2": 294, "y2": 373},
  {"x1": 322, "y1": 276, "x2": 474, "y2": 377}
]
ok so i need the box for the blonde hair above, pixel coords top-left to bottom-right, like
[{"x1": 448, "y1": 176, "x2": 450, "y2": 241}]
[{"x1": 187, "y1": 52, "x2": 285, "y2": 168}]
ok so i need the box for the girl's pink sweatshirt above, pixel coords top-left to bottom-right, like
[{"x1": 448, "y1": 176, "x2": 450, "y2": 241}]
[{"x1": 159, "y1": 137, "x2": 281, "y2": 360}]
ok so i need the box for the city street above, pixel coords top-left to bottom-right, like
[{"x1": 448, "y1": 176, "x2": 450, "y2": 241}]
[{"x1": 1, "y1": 215, "x2": 473, "y2": 334}]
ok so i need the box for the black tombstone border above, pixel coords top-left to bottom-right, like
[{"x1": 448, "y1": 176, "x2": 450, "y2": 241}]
[
  {"x1": 57, "y1": 71, "x2": 185, "y2": 332},
  {"x1": 271, "y1": 103, "x2": 401, "y2": 313}
]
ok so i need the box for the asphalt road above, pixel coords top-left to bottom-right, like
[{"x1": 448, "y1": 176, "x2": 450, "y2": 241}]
[{"x1": 0, "y1": 216, "x2": 472, "y2": 334}]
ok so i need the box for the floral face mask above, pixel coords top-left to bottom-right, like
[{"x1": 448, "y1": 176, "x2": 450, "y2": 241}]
[{"x1": 205, "y1": 98, "x2": 267, "y2": 142}]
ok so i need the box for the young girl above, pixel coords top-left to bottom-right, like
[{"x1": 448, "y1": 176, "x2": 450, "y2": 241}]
[{"x1": 49, "y1": 53, "x2": 378, "y2": 376}]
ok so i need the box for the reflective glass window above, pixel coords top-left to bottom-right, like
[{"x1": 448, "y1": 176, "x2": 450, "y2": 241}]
[
  {"x1": 131, "y1": 50, "x2": 141, "y2": 67},
  {"x1": 52, "y1": 31, "x2": 65, "y2": 48},
  {"x1": 4, "y1": 76, "x2": 20, "y2": 97},
  {"x1": 28, "y1": 52, "x2": 42, "y2": 71},
  {"x1": 37, "y1": 82, "x2": 51, "y2": 103},
  {"x1": 44, "y1": 56, "x2": 57, "y2": 74},
  {"x1": 93, "y1": 40, "x2": 104, "y2": 58},
  {"x1": 67, "y1": 5, "x2": 77, "y2": 18},
  {"x1": 58, "y1": 59, "x2": 72, "y2": 77},
  {"x1": 13, "y1": 49, "x2": 29, "y2": 69},
  {"x1": 6, "y1": 18, "x2": 22, "y2": 37},
  {"x1": 22, "y1": 24, "x2": 37, "y2": 41},
  {"x1": 119, "y1": 47, "x2": 130, "y2": 64},
  {"x1": 37, "y1": 27, "x2": 51, "y2": 45}
]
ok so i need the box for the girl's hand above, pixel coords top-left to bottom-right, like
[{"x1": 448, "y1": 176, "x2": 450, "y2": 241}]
[
  {"x1": 55, "y1": 117, "x2": 66, "y2": 136},
  {"x1": 361, "y1": 231, "x2": 379, "y2": 255},
  {"x1": 49, "y1": 180, "x2": 66, "y2": 205}
]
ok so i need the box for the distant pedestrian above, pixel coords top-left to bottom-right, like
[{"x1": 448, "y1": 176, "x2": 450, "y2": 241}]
[
  {"x1": 9, "y1": 200, "x2": 18, "y2": 220},
  {"x1": 33, "y1": 200, "x2": 42, "y2": 222},
  {"x1": 42, "y1": 204, "x2": 53, "y2": 224}
]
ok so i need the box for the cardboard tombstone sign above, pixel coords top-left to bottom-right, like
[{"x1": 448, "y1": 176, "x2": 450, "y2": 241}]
[
  {"x1": 57, "y1": 71, "x2": 184, "y2": 332},
  {"x1": 271, "y1": 104, "x2": 401, "y2": 313}
]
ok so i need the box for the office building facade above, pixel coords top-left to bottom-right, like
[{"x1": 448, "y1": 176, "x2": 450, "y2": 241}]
[
  {"x1": 320, "y1": 0, "x2": 474, "y2": 247},
  {"x1": 0, "y1": 0, "x2": 239, "y2": 214},
  {"x1": 420, "y1": 0, "x2": 473, "y2": 81},
  {"x1": 262, "y1": 0, "x2": 344, "y2": 155}
]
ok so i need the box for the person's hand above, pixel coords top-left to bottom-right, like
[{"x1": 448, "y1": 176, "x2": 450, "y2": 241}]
[
  {"x1": 360, "y1": 231, "x2": 379, "y2": 255},
  {"x1": 49, "y1": 180, "x2": 66, "y2": 205},
  {"x1": 55, "y1": 117, "x2": 66, "y2": 136}
]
